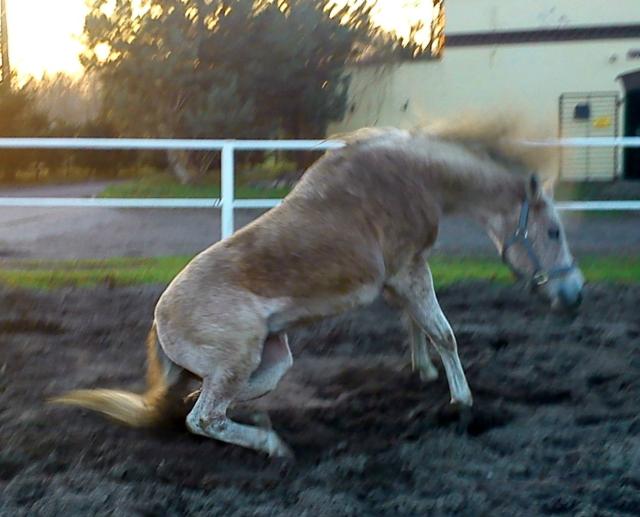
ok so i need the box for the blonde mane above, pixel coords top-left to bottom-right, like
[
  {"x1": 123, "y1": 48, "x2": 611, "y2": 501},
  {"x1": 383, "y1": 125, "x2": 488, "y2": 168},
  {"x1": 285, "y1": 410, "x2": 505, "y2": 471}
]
[
  {"x1": 417, "y1": 114, "x2": 559, "y2": 177},
  {"x1": 333, "y1": 114, "x2": 560, "y2": 178}
]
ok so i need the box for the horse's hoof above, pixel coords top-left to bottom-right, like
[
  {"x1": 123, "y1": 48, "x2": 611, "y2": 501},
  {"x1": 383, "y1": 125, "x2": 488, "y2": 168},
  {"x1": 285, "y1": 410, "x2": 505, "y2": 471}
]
[
  {"x1": 270, "y1": 446, "x2": 295, "y2": 465},
  {"x1": 267, "y1": 434, "x2": 295, "y2": 461},
  {"x1": 450, "y1": 384, "x2": 473, "y2": 407}
]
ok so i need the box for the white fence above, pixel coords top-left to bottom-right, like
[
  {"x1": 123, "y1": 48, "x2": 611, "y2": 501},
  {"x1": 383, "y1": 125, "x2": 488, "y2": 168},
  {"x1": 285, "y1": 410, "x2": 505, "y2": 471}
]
[
  {"x1": 0, "y1": 138, "x2": 343, "y2": 238},
  {"x1": 0, "y1": 137, "x2": 639, "y2": 239}
]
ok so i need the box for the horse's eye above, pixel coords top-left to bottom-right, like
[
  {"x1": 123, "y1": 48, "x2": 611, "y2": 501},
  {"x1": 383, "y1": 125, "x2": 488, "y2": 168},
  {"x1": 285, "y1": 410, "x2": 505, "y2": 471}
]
[{"x1": 548, "y1": 228, "x2": 560, "y2": 240}]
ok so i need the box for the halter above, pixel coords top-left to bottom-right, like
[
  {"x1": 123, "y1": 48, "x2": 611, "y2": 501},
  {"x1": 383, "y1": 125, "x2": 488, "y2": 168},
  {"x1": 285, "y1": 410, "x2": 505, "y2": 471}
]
[{"x1": 501, "y1": 200, "x2": 576, "y2": 288}]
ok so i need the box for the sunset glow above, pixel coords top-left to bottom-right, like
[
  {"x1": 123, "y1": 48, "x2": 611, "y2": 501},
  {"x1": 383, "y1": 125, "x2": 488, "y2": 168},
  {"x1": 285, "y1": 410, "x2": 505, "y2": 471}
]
[
  {"x1": 371, "y1": 0, "x2": 433, "y2": 48},
  {"x1": 6, "y1": 0, "x2": 87, "y2": 80},
  {"x1": 5, "y1": 0, "x2": 433, "y2": 81}
]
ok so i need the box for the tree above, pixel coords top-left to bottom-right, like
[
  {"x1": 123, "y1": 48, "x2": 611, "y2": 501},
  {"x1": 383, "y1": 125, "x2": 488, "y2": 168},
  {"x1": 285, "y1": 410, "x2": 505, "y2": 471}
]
[
  {"x1": 27, "y1": 73, "x2": 100, "y2": 125},
  {"x1": 82, "y1": 0, "x2": 410, "y2": 183},
  {"x1": 0, "y1": 84, "x2": 50, "y2": 179}
]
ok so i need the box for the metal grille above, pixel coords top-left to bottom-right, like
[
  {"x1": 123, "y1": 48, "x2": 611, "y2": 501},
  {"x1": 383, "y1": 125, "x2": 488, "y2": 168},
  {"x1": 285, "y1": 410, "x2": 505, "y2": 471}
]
[{"x1": 559, "y1": 92, "x2": 619, "y2": 180}]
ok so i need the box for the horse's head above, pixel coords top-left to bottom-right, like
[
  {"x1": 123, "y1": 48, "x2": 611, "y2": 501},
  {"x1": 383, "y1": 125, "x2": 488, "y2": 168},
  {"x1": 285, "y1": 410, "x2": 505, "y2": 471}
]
[{"x1": 501, "y1": 173, "x2": 584, "y2": 312}]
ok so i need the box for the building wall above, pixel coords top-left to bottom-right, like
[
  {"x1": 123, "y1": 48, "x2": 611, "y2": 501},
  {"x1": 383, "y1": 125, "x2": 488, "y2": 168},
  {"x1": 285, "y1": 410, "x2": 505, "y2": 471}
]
[
  {"x1": 328, "y1": 0, "x2": 640, "y2": 179},
  {"x1": 447, "y1": 0, "x2": 640, "y2": 33}
]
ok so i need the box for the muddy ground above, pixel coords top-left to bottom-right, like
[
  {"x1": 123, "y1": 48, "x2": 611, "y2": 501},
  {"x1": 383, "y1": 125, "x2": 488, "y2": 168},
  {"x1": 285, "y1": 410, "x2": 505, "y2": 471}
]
[{"x1": 1, "y1": 282, "x2": 639, "y2": 516}]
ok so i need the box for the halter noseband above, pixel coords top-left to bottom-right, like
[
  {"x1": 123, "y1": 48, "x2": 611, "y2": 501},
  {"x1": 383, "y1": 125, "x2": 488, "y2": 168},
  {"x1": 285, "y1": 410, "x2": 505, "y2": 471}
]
[{"x1": 501, "y1": 200, "x2": 576, "y2": 288}]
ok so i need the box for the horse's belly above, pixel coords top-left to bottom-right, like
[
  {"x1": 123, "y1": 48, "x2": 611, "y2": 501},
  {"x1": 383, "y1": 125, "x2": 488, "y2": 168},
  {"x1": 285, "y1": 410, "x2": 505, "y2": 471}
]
[{"x1": 266, "y1": 283, "x2": 381, "y2": 333}]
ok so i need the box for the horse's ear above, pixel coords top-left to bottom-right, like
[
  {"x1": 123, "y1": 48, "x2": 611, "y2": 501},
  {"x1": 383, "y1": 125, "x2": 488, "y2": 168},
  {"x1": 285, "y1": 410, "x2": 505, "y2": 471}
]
[
  {"x1": 543, "y1": 176, "x2": 556, "y2": 199},
  {"x1": 526, "y1": 173, "x2": 542, "y2": 202}
]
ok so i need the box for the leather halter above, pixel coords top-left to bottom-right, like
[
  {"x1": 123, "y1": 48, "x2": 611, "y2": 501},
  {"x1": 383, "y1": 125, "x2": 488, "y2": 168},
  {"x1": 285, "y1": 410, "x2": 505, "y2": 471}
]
[{"x1": 501, "y1": 200, "x2": 576, "y2": 288}]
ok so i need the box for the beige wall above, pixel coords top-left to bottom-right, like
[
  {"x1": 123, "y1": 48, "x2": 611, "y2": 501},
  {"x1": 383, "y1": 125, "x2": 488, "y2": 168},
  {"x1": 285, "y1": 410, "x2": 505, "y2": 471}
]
[
  {"x1": 448, "y1": 0, "x2": 640, "y2": 33},
  {"x1": 329, "y1": 0, "x2": 640, "y2": 179},
  {"x1": 332, "y1": 41, "x2": 638, "y2": 132}
]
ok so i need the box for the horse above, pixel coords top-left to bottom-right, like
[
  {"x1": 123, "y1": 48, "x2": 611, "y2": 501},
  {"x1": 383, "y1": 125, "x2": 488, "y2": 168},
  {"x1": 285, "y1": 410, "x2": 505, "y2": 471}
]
[{"x1": 52, "y1": 118, "x2": 584, "y2": 458}]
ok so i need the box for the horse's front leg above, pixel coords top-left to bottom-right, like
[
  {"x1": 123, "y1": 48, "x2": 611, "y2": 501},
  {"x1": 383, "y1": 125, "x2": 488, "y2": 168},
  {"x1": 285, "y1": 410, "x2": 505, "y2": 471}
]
[{"x1": 388, "y1": 259, "x2": 473, "y2": 406}]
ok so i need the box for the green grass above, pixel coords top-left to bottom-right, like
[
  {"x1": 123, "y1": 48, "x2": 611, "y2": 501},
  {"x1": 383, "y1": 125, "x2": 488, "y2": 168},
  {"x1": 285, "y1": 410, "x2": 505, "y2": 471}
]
[
  {"x1": 577, "y1": 256, "x2": 640, "y2": 283},
  {"x1": 0, "y1": 255, "x2": 639, "y2": 290},
  {"x1": 430, "y1": 256, "x2": 640, "y2": 285},
  {"x1": 101, "y1": 175, "x2": 640, "y2": 202},
  {"x1": 99, "y1": 174, "x2": 290, "y2": 199},
  {"x1": 0, "y1": 256, "x2": 190, "y2": 290}
]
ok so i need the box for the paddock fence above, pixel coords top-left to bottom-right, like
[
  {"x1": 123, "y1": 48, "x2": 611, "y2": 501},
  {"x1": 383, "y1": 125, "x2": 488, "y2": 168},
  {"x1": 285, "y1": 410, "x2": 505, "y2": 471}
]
[{"x1": 0, "y1": 137, "x2": 639, "y2": 239}]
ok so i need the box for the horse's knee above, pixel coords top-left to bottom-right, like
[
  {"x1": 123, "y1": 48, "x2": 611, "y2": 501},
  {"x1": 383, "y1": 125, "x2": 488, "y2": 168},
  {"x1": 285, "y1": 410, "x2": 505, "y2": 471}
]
[{"x1": 187, "y1": 405, "x2": 221, "y2": 434}]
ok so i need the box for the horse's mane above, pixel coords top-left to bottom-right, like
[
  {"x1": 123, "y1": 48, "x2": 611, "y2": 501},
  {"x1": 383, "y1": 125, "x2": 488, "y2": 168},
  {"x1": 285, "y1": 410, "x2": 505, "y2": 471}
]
[
  {"x1": 333, "y1": 126, "x2": 408, "y2": 145},
  {"x1": 420, "y1": 114, "x2": 559, "y2": 176},
  {"x1": 334, "y1": 114, "x2": 559, "y2": 177}
]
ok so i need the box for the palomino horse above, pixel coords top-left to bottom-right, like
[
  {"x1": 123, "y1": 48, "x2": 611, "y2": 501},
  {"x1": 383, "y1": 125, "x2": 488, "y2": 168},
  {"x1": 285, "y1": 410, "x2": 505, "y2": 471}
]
[{"x1": 53, "y1": 120, "x2": 584, "y2": 458}]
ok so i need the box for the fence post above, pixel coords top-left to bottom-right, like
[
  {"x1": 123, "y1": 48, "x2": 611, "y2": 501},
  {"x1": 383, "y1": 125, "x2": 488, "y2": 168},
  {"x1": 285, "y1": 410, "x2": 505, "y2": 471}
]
[{"x1": 221, "y1": 142, "x2": 235, "y2": 239}]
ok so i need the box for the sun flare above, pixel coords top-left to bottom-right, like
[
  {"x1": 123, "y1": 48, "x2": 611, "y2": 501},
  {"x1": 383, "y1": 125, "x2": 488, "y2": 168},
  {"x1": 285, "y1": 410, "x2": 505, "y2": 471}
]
[{"x1": 5, "y1": 0, "x2": 87, "y2": 80}]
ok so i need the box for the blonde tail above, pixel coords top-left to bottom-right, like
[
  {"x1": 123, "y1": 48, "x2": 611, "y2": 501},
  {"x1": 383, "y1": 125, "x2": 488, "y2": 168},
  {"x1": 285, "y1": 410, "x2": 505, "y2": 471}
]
[{"x1": 50, "y1": 323, "x2": 185, "y2": 427}]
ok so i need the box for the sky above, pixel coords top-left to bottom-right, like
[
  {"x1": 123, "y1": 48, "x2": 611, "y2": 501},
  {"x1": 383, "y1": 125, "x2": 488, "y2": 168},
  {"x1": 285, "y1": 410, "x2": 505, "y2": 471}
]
[{"x1": 4, "y1": 0, "x2": 432, "y2": 80}]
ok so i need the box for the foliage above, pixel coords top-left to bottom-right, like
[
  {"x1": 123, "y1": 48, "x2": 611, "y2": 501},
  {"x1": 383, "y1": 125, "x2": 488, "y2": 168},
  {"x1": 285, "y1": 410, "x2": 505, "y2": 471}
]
[
  {"x1": 71, "y1": 118, "x2": 139, "y2": 174},
  {"x1": 99, "y1": 172, "x2": 290, "y2": 198},
  {"x1": 15, "y1": 75, "x2": 140, "y2": 178},
  {"x1": 0, "y1": 84, "x2": 50, "y2": 178},
  {"x1": 81, "y1": 0, "x2": 415, "y2": 183},
  {"x1": 0, "y1": 75, "x2": 141, "y2": 182},
  {"x1": 238, "y1": 154, "x2": 299, "y2": 183},
  {"x1": 26, "y1": 73, "x2": 100, "y2": 125}
]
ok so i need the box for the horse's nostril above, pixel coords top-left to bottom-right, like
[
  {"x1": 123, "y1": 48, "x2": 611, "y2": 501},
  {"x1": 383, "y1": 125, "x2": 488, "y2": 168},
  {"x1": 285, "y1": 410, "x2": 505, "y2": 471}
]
[{"x1": 559, "y1": 287, "x2": 582, "y2": 310}]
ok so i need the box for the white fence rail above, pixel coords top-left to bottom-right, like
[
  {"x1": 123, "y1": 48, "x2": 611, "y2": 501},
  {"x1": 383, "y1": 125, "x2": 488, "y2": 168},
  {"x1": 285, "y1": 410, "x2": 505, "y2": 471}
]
[
  {"x1": 0, "y1": 137, "x2": 639, "y2": 239},
  {"x1": 523, "y1": 137, "x2": 640, "y2": 148},
  {"x1": 0, "y1": 138, "x2": 343, "y2": 238}
]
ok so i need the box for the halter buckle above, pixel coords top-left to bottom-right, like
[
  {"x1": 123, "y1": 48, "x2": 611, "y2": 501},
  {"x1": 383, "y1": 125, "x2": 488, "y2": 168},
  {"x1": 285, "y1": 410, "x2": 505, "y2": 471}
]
[{"x1": 532, "y1": 271, "x2": 549, "y2": 286}]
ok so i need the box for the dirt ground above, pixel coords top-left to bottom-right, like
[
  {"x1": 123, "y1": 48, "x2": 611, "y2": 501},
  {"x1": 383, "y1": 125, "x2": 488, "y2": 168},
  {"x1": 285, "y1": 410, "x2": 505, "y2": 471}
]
[{"x1": 1, "y1": 281, "x2": 640, "y2": 516}]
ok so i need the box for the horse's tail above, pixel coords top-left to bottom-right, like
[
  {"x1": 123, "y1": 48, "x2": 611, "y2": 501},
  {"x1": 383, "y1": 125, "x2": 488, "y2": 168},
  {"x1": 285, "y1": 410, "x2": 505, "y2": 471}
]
[{"x1": 50, "y1": 323, "x2": 188, "y2": 427}]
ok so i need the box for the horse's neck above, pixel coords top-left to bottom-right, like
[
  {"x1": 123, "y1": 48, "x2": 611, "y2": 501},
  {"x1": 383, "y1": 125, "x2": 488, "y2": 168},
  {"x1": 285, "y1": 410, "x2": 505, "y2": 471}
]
[{"x1": 423, "y1": 153, "x2": 525, "y2": 248}]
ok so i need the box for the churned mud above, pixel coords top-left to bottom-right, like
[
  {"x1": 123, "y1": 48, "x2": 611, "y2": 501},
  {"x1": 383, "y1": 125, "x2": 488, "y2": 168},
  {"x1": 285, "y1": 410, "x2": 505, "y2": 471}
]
[{"x1": 1, "y1": 282, "x2": 639, "y2": 516}]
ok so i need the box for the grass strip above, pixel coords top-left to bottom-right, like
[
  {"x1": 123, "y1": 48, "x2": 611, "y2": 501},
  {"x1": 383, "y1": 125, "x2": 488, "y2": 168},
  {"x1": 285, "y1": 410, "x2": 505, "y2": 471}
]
[
  {"x1": 0, "y1": 255, "x2": 638, "y2": 290},
  {"x1": 100, "y1": 176, "x2": 290, "y2": 199}
]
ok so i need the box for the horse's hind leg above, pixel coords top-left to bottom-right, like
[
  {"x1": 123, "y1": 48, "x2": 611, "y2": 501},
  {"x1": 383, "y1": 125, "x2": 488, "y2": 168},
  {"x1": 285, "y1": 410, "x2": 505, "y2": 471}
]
[
  {"x1": 177, "y1": 330, "x2": 293, "y2": 458},
  {"x1": 407, "y1": 317, "x2": 439, "y2": 382},
  {"x1": 186, "y1": 371, "x2": 293, "y2": 458}
]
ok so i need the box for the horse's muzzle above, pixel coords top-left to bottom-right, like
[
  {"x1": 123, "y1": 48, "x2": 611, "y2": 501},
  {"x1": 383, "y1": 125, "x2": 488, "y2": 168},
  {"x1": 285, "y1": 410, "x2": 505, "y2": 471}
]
[
  {"x1": 552, "y1": 273, "x2": 584, "y2": 312},
  {"x1": 558, "y1": 285, "x2": 583, "y2": 310}
]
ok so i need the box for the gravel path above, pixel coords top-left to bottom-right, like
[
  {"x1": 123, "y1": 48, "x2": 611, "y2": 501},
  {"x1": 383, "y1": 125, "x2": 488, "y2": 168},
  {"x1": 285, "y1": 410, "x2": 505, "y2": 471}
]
[{"x1": 0, "y1": 182, "x2": 638, "y2": 259}]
